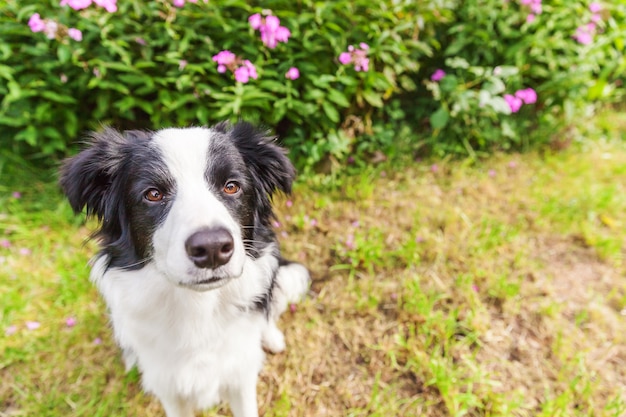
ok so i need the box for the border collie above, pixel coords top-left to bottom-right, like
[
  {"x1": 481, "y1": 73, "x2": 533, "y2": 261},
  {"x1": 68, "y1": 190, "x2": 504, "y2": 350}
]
[{"x1": 60, "y1": 122, "x2": 310, "y2": 417}]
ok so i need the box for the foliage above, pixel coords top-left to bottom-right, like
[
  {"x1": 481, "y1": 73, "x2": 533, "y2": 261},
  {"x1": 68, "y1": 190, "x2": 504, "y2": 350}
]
[
  {"x1": 0, "y1": 0, "x2": 624, "y2": 169},
  {"x1": 407, "y1": 0, "x2": 626, "y2": 156},
  {"x1": 0, "y1": 0, "x2": 443, "y2": 170}
]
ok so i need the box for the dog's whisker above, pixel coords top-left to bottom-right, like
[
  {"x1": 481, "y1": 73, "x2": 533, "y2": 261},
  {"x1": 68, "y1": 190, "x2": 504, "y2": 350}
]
[{"x1": 118, "y1": 258, "x2": 152, "y2": 270}]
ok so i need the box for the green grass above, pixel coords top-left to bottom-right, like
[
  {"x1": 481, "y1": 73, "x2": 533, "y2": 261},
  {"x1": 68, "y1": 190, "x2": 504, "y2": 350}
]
[{"x1": 1, "y1": 131, "x2": 626, "y2": 416}]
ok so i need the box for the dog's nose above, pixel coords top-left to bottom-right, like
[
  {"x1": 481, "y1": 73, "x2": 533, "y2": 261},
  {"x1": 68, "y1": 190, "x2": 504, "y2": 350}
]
[{"x1": 185, "y1": 227, "x2": 234, "y2": 269}]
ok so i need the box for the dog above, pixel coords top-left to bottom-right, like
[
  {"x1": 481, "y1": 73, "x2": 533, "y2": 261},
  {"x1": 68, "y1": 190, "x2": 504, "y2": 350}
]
[{"x1": 60, "y1": 122, "x2": 310, "y2": 417}]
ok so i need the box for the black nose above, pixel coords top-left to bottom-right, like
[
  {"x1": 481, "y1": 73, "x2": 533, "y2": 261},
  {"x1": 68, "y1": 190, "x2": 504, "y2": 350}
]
[{"x1": 185, "y1": 227, "x2": 234, "y2": 269}]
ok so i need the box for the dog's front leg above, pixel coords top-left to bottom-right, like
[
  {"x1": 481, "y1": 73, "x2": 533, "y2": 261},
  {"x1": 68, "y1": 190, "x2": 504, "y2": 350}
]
[
  {"x1": 226, "y1": 378, "x2": 259, "y2": 417},
  {"x1": 160, "y1": 395, "x2": 195, "y2": 417}
]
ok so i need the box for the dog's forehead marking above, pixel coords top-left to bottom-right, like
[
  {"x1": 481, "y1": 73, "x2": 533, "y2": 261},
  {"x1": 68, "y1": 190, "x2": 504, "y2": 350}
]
[{"x1": 151, "y1": 127, "x2": 214, "y2": 183}]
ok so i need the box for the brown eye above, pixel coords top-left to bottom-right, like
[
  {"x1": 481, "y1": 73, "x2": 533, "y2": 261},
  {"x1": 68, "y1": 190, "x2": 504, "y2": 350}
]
[
  {"x1": 223, "y1": 182, "x2": 240, "y2": 195},
  {"x1": 145, "y1": 188, "x2": 163, "y2": 202}
]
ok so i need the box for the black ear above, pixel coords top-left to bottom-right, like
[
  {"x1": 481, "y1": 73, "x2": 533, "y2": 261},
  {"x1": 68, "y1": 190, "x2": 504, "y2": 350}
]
[
  {"x1": 228, "y1": 121, "x2": 295, "y2": 197},
  {"x1": 59, "y1": 127, "x2": 137, "y2": 220}
]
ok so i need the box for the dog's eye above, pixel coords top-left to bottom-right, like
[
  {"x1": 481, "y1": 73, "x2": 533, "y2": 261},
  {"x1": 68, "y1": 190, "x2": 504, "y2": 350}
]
[
  {"x1": 223, "y1": 182, "x2": 240, "y2": 195},
  {"x1": 145, "y1": 188, "x2": 164, "y2": 202}
]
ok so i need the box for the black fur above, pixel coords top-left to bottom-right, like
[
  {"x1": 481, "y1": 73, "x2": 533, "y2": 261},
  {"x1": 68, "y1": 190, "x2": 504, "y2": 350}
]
[{"x1": 60, "y1": 128, "x2": 171, "y2": 270}]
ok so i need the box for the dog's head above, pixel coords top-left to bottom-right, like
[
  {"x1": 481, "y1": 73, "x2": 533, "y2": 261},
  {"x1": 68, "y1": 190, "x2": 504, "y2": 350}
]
[{"x1": 60, "y1": 122, "x2": 294, "y2": 290}]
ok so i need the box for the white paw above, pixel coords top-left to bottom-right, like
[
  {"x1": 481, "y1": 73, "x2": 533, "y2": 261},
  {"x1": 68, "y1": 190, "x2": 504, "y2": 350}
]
[
  {"x1": 122, "y1": 346, "x2": 138, "y2": 371},
  {"x1": 276, "y1": 262, "x2": 310, "y2": 303},
  {"x1": 262, "y1": 322, "x2": 286, "y2": 353}
]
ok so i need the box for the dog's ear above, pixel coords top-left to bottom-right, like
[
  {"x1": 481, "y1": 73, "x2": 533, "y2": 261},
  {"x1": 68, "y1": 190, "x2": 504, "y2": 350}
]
[
  {"x1": 229, "y1": 121, "x2": 295, "y2": 197},
  {"x1": 59, "y1": 128, "x2": 144, "y2": 220}
]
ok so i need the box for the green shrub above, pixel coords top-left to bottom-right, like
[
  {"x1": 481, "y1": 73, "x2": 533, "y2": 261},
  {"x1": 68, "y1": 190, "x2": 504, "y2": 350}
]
[
  {"x1": 0, "y1": 0, "x2": 444, "y2": 170},
  {"x1": 1, "y1": 0, "x2": 624, "y2": 170},
  {"x1": 408, "y1": 0, "x2": 626, "y2": 156}
]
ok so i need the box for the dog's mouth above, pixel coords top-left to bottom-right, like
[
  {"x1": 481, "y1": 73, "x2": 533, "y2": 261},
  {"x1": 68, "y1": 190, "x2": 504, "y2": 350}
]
[{"x1": 178, "y1": 275, "x2": 233, "y2": 292}]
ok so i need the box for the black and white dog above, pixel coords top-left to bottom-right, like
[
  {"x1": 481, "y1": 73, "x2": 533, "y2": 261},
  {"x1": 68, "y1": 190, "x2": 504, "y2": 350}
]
[{"x1": 60, "y1": 122, "x2": 310, "y2": 417}]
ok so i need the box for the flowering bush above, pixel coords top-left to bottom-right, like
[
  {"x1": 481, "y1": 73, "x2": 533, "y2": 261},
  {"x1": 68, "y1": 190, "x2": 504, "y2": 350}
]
[
  {"x1": 0, "y1": 0, "x2": 439, "y2": 169},
  {"x1": 408, "y1": 0, "x2": 626, "y2": 156},
  {"x1": 0, "y1": 0, "x2": 624, "y2": 168}
]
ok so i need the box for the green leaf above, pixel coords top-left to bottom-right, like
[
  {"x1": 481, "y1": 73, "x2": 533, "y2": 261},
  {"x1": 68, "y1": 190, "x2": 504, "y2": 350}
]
[
  {"x1": 488, "y1": 96, "x2": 511, "y2": 115},
  {"x1": 361, "y1": 90, "x2": 383, "y2": 108},
  {"x1": 321, "y1": 101, "x2": 339, "y2": 123},
  {"x1": 57, "y1": 46, "x2": 71, "y2": 64},
  {"x1": 430, "y1": 107, "x2": 449, "y2": 130},
  {"x1": 327, "y1": 89, "x2": 350, "y2": 108},
  {"x1": 445, "y1": 57, "x2": 470, "y2": 69}
]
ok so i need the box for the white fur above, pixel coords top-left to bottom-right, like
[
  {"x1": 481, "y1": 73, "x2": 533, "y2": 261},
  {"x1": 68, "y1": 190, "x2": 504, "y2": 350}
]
[
  {"x1": 87, "y1": 128, "x2": 310, "y2": 417},
  {"x1": 151, "y1": 128, "x2": 246, "y2": 290}
]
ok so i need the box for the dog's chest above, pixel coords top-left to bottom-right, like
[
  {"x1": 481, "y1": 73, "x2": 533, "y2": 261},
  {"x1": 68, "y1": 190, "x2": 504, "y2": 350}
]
[{"x1": 96, "y1": 264, "x2": 266, "y2": 407}]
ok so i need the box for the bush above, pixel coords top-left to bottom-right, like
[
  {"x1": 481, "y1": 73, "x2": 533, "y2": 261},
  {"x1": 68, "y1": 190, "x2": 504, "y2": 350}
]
[
  {"x1": 0, "y1": 0, "x2": 624, "y2": 170},
  {"x1": 0, "y1": 0, "x2": 446, "y2": 170},
  {"x1": 409, "y1": 0, "x2": 626, "y2": 156}
]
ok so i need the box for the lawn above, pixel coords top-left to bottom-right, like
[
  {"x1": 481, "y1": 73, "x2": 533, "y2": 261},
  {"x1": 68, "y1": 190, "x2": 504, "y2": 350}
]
[{"x1": 1, "y1": 124, "x2": 625, "y2": 416}]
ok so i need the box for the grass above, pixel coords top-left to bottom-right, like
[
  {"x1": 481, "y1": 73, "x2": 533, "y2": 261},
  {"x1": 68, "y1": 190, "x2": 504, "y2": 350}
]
[{"x1": 1, "y1": 129, "x2": 625, "y2": 416}]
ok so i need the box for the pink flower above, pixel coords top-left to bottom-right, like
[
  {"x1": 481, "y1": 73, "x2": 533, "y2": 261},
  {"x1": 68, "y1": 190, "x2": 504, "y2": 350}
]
[
  {"x1": 65, "y1": 317, "x2": 77, "y2": 327},
  {"x1": 213, "y1": 51, "x2": 257, "y2": 83},
  {"x1": 68, "y1": 28, "x2": 82, "y2": 41},
  {"x1": 94, "y1": 0, "x2": 117, "y2": 12},
  {"x1": 285, "y1": 67, "x2": 300, "y2": 80},
  {"x1": 338, "y1": 52, "x2": 352, "y2": 65},
  {"x1": 243, "y1": 60, "x2": 258, "y2": 80},
  {"x1": 12, "y1": 191, "x2": 21, "y2": 199},
  {"x1": 60, "y1": 0, "x2": 92, "y2": 10},
  {"x1": 253, "y1": 14, "x2": 291, "y2": 49},
  {"x1": 275, "y1": 26, "x2": 291, "y2": 43},
  {"x1": 28, "y1": 13, "x2": 45, "y2": 33},
  {"x1": 526, "y1": 13, "x2": 536, "y2": 23},
  {"x1": 345, "y1": 234, "x2": 355, "y2": 250},
  {"x1": 179, "y1": 60, "x2": 188, "y2": 70},
  {"x1": 43, "y1": 20, "x2": 59, "y2": 39},
  {"x1": 286, "y1": 200, "x2": 293, "y2": 207},
  {"x1": 338, "y1": 44, "x2": 370, "y2": 71},
  {"x1": 248, "y1": 13, "x2": 262, "y2": 30},
  {"x1": 504, "y1": 94, "x2": 523, "y2": 113},
  {"x1": 0, "y1": 239, "x2": 10, "y2": 248},
  {"x1": 19, "y1": 248, "x2": 32, "y2": 256},
  {"x1": 234, "y1": 66, "x2": 250, "y2": 83},
  {"x1": 431, "y1": 69, "x2": 446, "y2": 82},
  {"x1": 589, "y1": 2, "x2": 602, "y2": 13},
  {"x1": 515, "y1": 87, "x2": 537, "y2": 104},
  {"x1": 573, "y1": 24, "x2": 594, "y2": 45},
  {"x1": 93, "y1": 337, "x2": 102, "y2": 345},
  {"x1": 212, "y1": 50, "x2": 236, "y2": 66},
  {"x1": 26, "y1": 321, "x2": 41, "y2": 330},
  {"x1": 5, "y1": 325, "x2": 17, "y2": 336},
  {"x1": 264, "y1": 15, "x2": 280, "y2": 31},
  {"x1": 172, "y1": 0, "x2": 185, "y2": 6}
]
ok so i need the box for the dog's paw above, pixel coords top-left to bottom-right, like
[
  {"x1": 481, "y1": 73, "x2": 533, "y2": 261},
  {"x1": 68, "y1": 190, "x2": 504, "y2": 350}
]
[
  {"x1": 122, "y1": 346, "x2": 138, "y2": 371},
  {"x1": 276, "y1": 262, "x2": 310, "y2": 303},
  {"x1": 262, "y1": 321, "x2": 286, "y2": 353}
]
